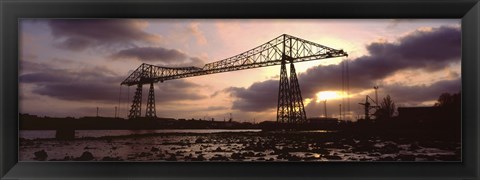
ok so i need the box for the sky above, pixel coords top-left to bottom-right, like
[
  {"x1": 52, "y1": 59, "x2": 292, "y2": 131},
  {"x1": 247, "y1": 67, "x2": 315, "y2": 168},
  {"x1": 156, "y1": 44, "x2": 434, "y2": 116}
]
[{"x1": 19, "y1": 19, "x2": 461, "y2": 122}]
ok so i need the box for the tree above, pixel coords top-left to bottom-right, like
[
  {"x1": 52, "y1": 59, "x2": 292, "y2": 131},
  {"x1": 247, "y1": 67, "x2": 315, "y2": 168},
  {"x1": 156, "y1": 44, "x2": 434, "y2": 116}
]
[
  {"x1": 434, "y1": 92, "x2": 461, "y2": 121},
  {"x1": 375, "y1": 95, "x2": 396, "y2": 120},
  {"x1": 434, "y1": 92, "x2": 460, "y2": 108}
]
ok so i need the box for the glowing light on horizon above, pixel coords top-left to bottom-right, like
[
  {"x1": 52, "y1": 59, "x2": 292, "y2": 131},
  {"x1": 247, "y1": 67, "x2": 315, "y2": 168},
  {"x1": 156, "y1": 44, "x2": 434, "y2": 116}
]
[
  {"x1": 316, "y1": 91, "x2": 344, "y2": 102},
  {"x1": 304, "y1": 98, "x2": 313, "y2": 106}
]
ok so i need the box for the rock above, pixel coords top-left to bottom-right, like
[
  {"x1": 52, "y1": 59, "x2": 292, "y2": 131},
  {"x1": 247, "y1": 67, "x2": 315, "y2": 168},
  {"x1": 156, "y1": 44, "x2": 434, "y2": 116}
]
[
  {"x1": 359, "y1": 157, "x2": 372, "y2": 161},
  {"x1": 166, "y1": 155, "x2": 177, "y2": 161},
  {"x1": 21, "y1": 140, "x2": 34, "y2": 146},
  {"x1": 138, "y1": 152, "x2": 153, "y2": 157},
  {"x1": 303, "y1": 156, "x2": 318, "y2": 161},
  {"x1": 75, "y1": 151, "x2": 94, "y2": 161},
  {"x1": 242, "y1": 151, "x2": 255, "y2": 157},
  {"x1": 254, "y1": 152, "x2": 266, "y2": 157},
  {"x1": 277, "y1": 152, "x2": 291, "y2": 160},
  {"x1": 209, "y1": 155, "x2": 229, "y2": 161},
  {"x1": 348, "y1": 157, "x2": 359, "y2": 161},
  {"x1": 231, "y1": 153, "x2": 245, "y2": 160},
  {"x1": 84, "y1": 146, "x2": 95, "y2": 150},
  {"x1": 175, "y1": 151, "x2": 186, "y2": 156},
  {"x1": 311, "y1": 148, "x2": 329, "y2": 154},
  {"x1": 192, "y1": 155, "x2": 206, "y2": 161},
  {"x1": 379, "y1": 144, "x2": 400, "y2": 154},
  {"x1": 63, "y1": 156, "x2": 73, "y2": 161},
  {"x1": 156, "y1": 153, "x2": 166, "y2": 158},
  {"x1": 102, "y1": 156, "x2": 123, "y2": 161},
  {"x1": 352, "y1": 143, "x2": 374, "y2": 153},
  {"x1": 286, "y1": 155, "x2": 302, "y2": 161},
  {"x1": 408, "y1": 143, "x2": 420, "y2": 151},
  {"x1": 378, "y1": 156, "x2": 395, "y2": 161},
  {"x1": 49, "y1": 156, "x2": 74, "y2": 161},
  {"x1": 195, "y1": 138, "x2": 205, "y2": 143},
  {"x1": 34, "y1": 150, "x2": 48, "y2": 161},
  {"x1": 324, "y1": 155, "x2": 342, "y2": 160},
  {"x1": 396, "y1": 154, "x2": 416, "y2": 161}
]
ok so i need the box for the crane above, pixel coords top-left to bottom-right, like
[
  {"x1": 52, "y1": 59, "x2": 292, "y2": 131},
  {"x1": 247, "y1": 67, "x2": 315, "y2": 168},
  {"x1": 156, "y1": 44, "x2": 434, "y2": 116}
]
[{"x1": 358, "y1": 95, "x2": 380, "y2": 121}]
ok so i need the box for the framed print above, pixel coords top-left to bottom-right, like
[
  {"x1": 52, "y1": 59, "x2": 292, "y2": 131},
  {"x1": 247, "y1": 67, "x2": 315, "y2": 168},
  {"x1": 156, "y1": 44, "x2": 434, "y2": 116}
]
[{"x1": 1, "y1": 0, "x2": 479, "y2": 179}]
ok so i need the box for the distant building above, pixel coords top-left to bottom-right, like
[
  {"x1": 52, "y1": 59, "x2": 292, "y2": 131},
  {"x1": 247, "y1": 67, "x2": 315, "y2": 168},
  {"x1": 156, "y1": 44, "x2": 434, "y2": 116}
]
[{"x1": 397, "y1": 107, "x2": 440, "y2": 123}]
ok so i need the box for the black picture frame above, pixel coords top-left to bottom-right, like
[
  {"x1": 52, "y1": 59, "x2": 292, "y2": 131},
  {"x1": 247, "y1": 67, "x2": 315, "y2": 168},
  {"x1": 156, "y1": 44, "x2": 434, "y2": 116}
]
[{"x1": 1, "y1": 0, "x2": 479, "y2": 179}]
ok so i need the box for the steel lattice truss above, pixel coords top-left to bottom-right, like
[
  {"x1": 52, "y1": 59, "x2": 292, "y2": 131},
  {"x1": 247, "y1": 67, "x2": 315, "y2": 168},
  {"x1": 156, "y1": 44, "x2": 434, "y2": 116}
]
[
  {"x1": 121, "y1": 34, "x2": 348, "y2": 86},
  {"x1": 122, "y1": 34, "x2": 347, "y2": 122}
]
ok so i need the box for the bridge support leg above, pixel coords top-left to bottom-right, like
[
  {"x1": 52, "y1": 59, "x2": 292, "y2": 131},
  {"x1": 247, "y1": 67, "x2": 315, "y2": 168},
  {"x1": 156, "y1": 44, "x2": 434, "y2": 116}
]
[
  {"x1": 277, "y1": 59, "x2": 292, "y2": 123},
  {"x1": 128, "y1": 84, "x2": 143, "y2": 119},
  {"x1": 289, "y1": 62, "x2": 307, "y2": 123},
  {"x1": 145, "y1": 82, "x2": 157, "y2": 118},
  {"x1": 276, "y1": 59, "x2": 307, "y2": 124}
]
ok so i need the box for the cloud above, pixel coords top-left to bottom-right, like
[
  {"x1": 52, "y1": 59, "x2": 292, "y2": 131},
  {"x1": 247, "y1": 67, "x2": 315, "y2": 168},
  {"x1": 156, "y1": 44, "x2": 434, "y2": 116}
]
[
  {"x1": 310, "y1": 26, "x2": 459, "y2": 91},
  {"x1": 303, "y1": 26, "x2": 460, "y2": 94},
  {"x1": 154, "y1": 80, "x2": 207, "y2": 102},
  {"x1": 48, "y1": 19, "x2": 161, "y2": 51},
  {"x1": 111, "y1": 47, "x2": 187, "y2": 62},
  {"x1": 19, "y1": 59, "x2": 50, "y2": 73},
  {"x1": 225, "y1": 26, "x2": 461, "y2": 112},
  {"x1": 381, "y1": 78, "x2": 461, "y2": 104},
  {"x1": 110, "y1": 46, "x2": 206, "y2": 67},
  {"x1": 19, "y1": 61, "x2": 206, "y2": 103},
  {"x1": 386, "y1": 19, "x2": 418, "y2": 28},
  {"x1": 32, "y1": 82, "x2": 120, "y2": 102},
  {"x1": 20, "y1": 65, "x2": 123, "y2": 102},
  {"x1": 226, "y1": 80, "x2": 278, "y2": 112},
  {"x1": 205, "y1": 106, "x2": 229, "y2": 111},
  {"x1": 188, "y1": 23, "x2": 207, "y2": 45}
]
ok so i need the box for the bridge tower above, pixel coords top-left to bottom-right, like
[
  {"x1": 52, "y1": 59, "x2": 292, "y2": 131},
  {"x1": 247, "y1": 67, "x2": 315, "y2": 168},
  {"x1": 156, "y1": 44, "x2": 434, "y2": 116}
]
[
  {"x1": 277, "y1": 58, "x2": 292, "y2": 123},
  {"x1": 127, "y1": 82, "x2": 158, "y2": 119},
  {"x1": 276, "y1": 35, "x2": 307, "y2": 124},
  {"x1": 277, "y1": 59, "x2": 307, "y2": 123},
  {"x1": 128, "y1": 84, "x2": 143, "y2": 119},
  {"x1": 145, "y1": 83, "x2": 157, "y2": 118},
  {"x1": 288, "y1": 60, "x2": 307, "y2": 123}
]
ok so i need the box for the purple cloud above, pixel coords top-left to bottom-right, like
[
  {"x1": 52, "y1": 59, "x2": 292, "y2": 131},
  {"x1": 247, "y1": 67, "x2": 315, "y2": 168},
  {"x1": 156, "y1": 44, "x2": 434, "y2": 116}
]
[
  {"x1": 19, "y1": 62, "x2": 206, "y2": 103},
  {"x1": 110, "y1": 47, "x2": 205, "y2": 66},
  {"x1": 226, "y1": 26, "x2": 461, "y2": 112},
  {"x1": 48, "y1": 19, "x2": 160, "y2": 51}
]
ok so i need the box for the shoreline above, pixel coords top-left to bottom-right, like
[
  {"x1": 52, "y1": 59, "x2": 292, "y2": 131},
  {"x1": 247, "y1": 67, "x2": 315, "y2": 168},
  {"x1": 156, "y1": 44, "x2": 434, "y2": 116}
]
[{"x1": 19, "y1": 130, "x2": 460, "y2": 162}]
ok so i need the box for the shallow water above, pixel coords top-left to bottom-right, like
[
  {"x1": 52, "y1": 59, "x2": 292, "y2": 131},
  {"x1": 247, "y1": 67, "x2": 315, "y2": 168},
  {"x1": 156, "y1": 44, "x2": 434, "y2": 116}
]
[
  {"x1": 19, "y1": 131, "x2": 460, "y2": 162},
  {"x1": 20, "y1": 129, "x2": 262, "y2": 139}
]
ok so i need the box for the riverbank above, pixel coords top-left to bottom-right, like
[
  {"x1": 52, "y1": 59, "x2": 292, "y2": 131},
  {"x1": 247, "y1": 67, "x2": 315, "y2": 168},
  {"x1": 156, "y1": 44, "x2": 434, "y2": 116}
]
[{"x1": 19, "y1": 131, "x2": 460, "y2": 162}]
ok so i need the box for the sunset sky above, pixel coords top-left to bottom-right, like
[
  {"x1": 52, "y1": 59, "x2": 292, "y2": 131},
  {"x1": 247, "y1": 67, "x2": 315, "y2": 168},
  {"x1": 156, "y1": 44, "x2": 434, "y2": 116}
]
[{"x1": 19, "y1": 19, "x2": 461, "y2": 122}]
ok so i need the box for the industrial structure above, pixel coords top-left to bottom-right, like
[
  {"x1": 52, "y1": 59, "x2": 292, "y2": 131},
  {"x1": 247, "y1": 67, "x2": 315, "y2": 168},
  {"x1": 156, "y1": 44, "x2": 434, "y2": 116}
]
[
  {"x1": 121, "y1": 34, "x2": 348, "y2": 123},
  {"x1": 358, "y1": 95, "x2": 380, "y2": 121}
]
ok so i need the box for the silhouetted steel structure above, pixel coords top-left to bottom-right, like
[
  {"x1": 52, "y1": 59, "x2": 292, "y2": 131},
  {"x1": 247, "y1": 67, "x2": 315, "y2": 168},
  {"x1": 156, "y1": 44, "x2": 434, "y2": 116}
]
[
  {"x1": 121, "y1": 34, "x2": 348, "y2": 122},
  {"x1": 146, "y1": 83, "x2": 156, "y2": 118},
  {"x1": 359, "y1": 95, "x2": 379, "y2": 121},
  {"x1": 129, "y1": 84, "x2": 143, "y2": 118}
]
